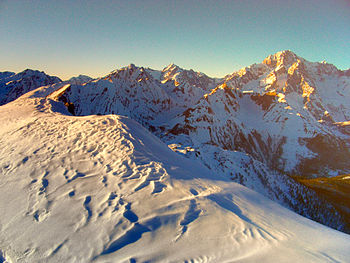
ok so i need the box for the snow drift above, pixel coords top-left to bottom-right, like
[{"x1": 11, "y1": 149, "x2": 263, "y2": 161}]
[{"x1": 0, "y1": 83, "x2": 349, "y2": 262}]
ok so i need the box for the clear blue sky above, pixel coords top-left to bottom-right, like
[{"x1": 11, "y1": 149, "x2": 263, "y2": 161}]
[{"x1": 0, "y1": 0, "x2": 349, "y2": 80}]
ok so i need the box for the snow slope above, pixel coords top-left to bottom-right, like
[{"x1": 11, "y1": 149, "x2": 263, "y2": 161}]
[
  {"x1": 0, "y1": 86, "x2": 349, "y2": 262},
  {"x1": 162, "y1": 52, "x2": 350, "y2": 231},
  {"x1": 7, "y1": 51, "x2": 348, "y2": 233}
]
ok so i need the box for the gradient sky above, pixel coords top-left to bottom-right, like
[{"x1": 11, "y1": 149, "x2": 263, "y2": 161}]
[{"x1": 0, "y1": 0, "x2": 349, "y2": 80}]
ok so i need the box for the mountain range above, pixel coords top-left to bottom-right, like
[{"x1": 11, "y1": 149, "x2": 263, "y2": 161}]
[{"x1": 1, "y1": 50, "x2": 350, "y2": 262}]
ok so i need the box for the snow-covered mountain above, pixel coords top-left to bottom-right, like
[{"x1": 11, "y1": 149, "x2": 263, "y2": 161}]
[
  {"x1": 173, "y1": 50, "x2": 350, "y2": 176},
  {"x1": 1, "y1": 51, "x2": 350, "y2": 261},
  {"x1": 67, "y1": 74, "x2": 93, "y2": 85},
  {"x1": 0, "y1": 71, "x2": 15, "y2": 80},
  {"x1": 163, "y1": 52, "x2": 350, "y2": 231},
  {"x1": 53, "y1": 64, "x2": 219, "y2": 128},
  {"x1": 0, "y1": 69, "x2": 61, "y2": 105},
  {"x1": 0, "y1": 87, "x2": 349, "y2": 262},
  {"x1": 44, "y1": 51, "x2": 350, "y2": 233}
]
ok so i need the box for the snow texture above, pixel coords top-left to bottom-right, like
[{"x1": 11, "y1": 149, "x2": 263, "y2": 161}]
[
  {"x1": 1, "y1": 50, "x2": 350, "y2": 261},
  {"x1": 0, "y1": 89, "x2": 349, "y2": 262}
]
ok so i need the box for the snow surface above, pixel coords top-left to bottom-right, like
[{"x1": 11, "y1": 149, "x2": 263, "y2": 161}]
[
  {"x1": 0, "y1": 87, "x2": 349, "y2": 262},
  {"x1": 3, "y1": 51, "x2": 350, "y2": 236}
]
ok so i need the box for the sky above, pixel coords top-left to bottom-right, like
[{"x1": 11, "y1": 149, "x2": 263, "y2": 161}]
[{"x1": 0, "y1": 0, "x2": 349, "y2": 80}]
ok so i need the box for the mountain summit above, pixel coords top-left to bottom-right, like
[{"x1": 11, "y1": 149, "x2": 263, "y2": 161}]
[
  {"x1": 0, "y1": 69, "x2": 61, "y2": 105},
  {"x1": 2, "y1": 51, "x2": 349, "y2": 232},
  {"x1": 0, "y1": 51, "x2": 350, "y2": 261},
  {"x1": 263, "y1": 50, "x2": 300, "y2": 67},
  {"x1": 43, "y1": 51, "x2": 350, "y2": 232}
]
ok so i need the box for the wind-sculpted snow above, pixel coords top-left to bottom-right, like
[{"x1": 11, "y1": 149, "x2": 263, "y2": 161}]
[
  {"x1": 0, "y1": 51, "x2": 350, "y2": 262},
  {"x1": 8, "y1": 51, "x2": 347, "y2": 233},
  {"x1": 0, "y1": 91, "x2": 350, "y2": 262}
]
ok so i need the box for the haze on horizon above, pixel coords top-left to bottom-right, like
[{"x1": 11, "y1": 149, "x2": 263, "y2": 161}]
[{"x1": 0, "y1": 0, "x2": 349, "y2": 80}]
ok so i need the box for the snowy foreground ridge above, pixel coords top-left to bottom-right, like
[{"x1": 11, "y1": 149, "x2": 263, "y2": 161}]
[{"x1": 0, "y1": 81, "x2": 350, "y2": 262}]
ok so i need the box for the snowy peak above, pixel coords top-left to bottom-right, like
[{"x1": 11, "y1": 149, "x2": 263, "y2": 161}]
[
  {"x1": 161, "y1": 63, "x2": 217, "y2": 89},
  {"x1": 0, "y1": 71, "x2": 15, "y2": 80},
  {"x1": 67, "y1": 74, "x2": 93, "y2": 85},
  {"x1": 52, "y1": 65, "x2": 173, "y2": 126},
  {"x1": 263, "y1": 50, "x2": 300, "y2": 68},
  {"x1": 160, "y1": 52, "x2": 350, "y2": 233},
  {"x1": 108, "y1": 64, "x2": 156, "y2": 84},
  {"x1": 10, "y1": 69, "x2": 61, "y2": 83},
  {"x1": 1, "y1": 51, "x2": 350, "y2": 235},
  {"x1": 161, "y1": 63, "x2": 183, "y2": 83},
  {"x1": 162, "y1": 63, "x2": 181, "y2": 73},
  {"x1": 220, "y1": 50, "x2": 350, "y2": 123},
  {"x1": 0, "y1": 69, "x2": 61, "y2": 105},
  {"x1": 160, "y1": 65, "x2": 220, "y2": 110},
  {"x1": 51, "y1": 63, "x2": 221, "y2": 126},
  {"x1": 263, "y1": 50, "x2": 341, "y2": 79}
]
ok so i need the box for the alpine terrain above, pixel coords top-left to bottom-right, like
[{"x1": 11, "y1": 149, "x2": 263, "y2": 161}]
[{"x1": 0, "y1": 50, "x2": 350, "y2": 262}]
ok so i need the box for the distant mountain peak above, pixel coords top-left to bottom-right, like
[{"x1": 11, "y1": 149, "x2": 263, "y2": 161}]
[
  {"x1": 67, "y1": 75, "x2": 93, "y2": 85},
  {"x1": 2, "y1": 51, "x2": 350, "y2": 238},
  {"x1": 0, "y1": 69, "x2": 61, "y2": 105},
  {"x1": 21, "y1": 69, "x2": 45, "y2": 76},
  {"x1": 263, "y1": 50, "x2": 300, "y2": 68},
  {"x1": 0, "y1": 71, "x2": 15, "y2": 80},
  {"x1": 162, "y1": 63, "x2": 181, "y2": 73},
  {"x1": 23, "y1": 68, "x2": 40, "y2": 73},
  {"x1": 128, "y1": 63, "x2": 137, "y2": 70}
]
